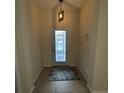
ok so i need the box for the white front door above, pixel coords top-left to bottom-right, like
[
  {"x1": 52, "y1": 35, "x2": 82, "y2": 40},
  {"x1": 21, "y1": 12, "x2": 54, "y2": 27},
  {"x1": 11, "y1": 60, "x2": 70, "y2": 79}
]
[{"x1": 52, "y1": 29, "x2": 68, "y2": 66}]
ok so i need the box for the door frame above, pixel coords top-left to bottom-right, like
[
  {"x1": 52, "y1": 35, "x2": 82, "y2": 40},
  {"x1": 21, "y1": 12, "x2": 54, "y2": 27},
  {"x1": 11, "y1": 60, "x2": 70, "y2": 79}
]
[{"x1": 51, "y1": 27, "x2": 69, "y2": 66}]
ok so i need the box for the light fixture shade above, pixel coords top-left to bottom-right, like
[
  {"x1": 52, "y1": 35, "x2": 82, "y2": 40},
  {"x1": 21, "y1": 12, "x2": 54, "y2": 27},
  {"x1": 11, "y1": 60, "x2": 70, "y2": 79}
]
[{"x1": 59, "y1": 10, "x2": 64, "y2": 22}]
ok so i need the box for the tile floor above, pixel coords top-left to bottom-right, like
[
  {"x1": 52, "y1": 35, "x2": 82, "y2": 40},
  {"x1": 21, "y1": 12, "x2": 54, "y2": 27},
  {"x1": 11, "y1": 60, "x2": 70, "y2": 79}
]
[{"x1": 32, "y1": 67, "x2": 90, "y2": 93}]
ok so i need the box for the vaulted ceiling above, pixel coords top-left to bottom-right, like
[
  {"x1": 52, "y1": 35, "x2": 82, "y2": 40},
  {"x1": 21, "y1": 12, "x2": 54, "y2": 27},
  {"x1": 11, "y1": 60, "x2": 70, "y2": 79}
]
[{"x1": 34, "y1": 0, "x2": 85, "y2": 9}]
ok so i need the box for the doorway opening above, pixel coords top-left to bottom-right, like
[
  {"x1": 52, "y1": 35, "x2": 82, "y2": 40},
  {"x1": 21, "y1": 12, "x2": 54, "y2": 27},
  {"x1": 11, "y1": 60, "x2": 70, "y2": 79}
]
[{"x1": 54, "y1": 30, "x2": 67, "y2": 63}]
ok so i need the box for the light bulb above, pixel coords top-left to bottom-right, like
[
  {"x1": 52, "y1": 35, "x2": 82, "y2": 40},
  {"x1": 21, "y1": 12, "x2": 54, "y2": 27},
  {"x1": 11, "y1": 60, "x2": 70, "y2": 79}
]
[{"x1": 60, "y1": 13, "x2": 62, "y2": 18}]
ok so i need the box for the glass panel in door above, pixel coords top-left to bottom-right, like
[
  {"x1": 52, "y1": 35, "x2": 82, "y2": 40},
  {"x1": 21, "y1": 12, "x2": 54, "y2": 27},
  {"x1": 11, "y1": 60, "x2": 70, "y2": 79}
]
[{"x1": 55, "y1": 30, "x2": 66, "y2": 62}]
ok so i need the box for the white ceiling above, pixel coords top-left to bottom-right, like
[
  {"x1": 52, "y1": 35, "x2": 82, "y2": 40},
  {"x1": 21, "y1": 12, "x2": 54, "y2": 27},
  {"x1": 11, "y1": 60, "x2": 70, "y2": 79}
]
[{"x1": 34, "y1": 0, "x2": 85, "y2": 9}]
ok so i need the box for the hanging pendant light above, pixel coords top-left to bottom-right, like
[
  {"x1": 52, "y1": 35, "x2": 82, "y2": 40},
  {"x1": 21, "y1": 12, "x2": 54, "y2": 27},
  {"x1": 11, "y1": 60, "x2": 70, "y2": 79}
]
[{"x1": 58, "y1": 0, "x2": 64, "y2": 22}]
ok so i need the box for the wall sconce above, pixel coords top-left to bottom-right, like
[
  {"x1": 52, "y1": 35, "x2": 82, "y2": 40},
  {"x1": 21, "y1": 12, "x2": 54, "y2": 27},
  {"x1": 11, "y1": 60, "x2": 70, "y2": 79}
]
[
  {"x1": 58, "y1": 0, "x2": 64, "y2": 22},
  {"x1": 59, "y1": 10, "x2": 64, "y2": 22}
]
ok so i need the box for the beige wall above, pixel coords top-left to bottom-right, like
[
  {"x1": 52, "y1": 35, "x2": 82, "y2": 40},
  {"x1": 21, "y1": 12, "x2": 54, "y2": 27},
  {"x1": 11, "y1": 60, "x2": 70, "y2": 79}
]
[
  {"x1": 79, "y1": 0, "x2": 108, "y2": 92},
  {"x1": 16, "y1": 0, "x2": 33, "y2": 92},
  {"x1": 79, "y1": 0, "x2": 99, "y2": 86},
  {"x1": 40, "y1": 9, "x2": 53, "y2": 66},
  {"x1": 93, "y1": 0, "x2": 108, "y2": 90},
  {"x1": 16, "y1": 0, "x2": 44, "y2": 93},
  {"x1": 29, "y1": 1, "x2": 44, "y2": 80}
]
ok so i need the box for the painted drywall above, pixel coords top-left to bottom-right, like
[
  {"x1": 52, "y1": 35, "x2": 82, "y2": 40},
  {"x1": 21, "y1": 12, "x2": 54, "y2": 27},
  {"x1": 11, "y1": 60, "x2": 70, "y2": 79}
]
[
  {"x1": 39, "y1": 8, "x2": 53, "y2": 66},
  {"x1": 15, "y1": 0, "x2": 44, "y2": 93},
  {"x1": 79, "y1": 0, "x2": 99, "y2": 87},
  {"x1": 79, "y1": 0, "x2": 108, "y2": 92},
  {"x1": 15, "y1": 0, "x2": 27, "y2": 92},
  {"x1": 93, "y1": 0, "x2": 108, "y2": 90},
  {"x1": 16, "y1": 0, "x2": 34, "y2": 92},
  {"x1": 15, "y1": 37, "x2": 28, "y2": 93},
  {"x1": 29, "y1": 1, "x2": 44, "y2": 81}
]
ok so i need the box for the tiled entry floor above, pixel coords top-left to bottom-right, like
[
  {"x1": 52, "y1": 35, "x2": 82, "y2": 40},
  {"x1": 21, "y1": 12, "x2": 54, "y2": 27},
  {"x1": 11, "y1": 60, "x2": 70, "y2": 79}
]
[{"x1": 32, "y1": 67, "x2": 90, "y2": 93}]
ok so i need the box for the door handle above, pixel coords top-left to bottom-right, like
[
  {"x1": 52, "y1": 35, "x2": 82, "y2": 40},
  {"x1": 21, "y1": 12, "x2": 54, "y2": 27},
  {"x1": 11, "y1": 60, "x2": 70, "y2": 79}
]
[{"x1": 51, "y1": 46, "x2": 54, "y2": 52}]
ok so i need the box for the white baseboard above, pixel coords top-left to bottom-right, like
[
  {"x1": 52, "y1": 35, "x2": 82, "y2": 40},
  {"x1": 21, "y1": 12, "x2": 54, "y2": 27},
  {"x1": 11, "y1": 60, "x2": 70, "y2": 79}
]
[
  {"x1": 78, "y1": 66, "x2": 88, "y2": 82},
  {"x1": 69, "y1": 64, "x2": 77, "y2": 67},
  {"x1": 33, "y1": 66, "x2": 43, "y2": 84},
  {"x1": 44, "y1": 64, "x2": 77, "y2": 67},
  {"x1": 87, "y1": 83, "x2": 92, "y2": 92},
  {"x1": 29, "y1": 85, "x2": 35, "y2": 93},
  {"x1": 30, "y1": 66, "x2": 43, "y2": 93},
  {"x1": 91, "y1": 90, "x2": 108, "y2": 93},
  {"x1": 87, "y1": 83, "x2": 108, "y2": 93},
  {"x1": 43, "y1": 65, "x2": 52, "y2": 67}
]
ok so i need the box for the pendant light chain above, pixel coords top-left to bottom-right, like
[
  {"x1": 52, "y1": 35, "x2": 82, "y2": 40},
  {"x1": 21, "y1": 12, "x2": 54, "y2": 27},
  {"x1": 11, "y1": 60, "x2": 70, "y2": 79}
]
[{"x1": 59, "y1": 0, "x2": 63, "y2": 11}]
